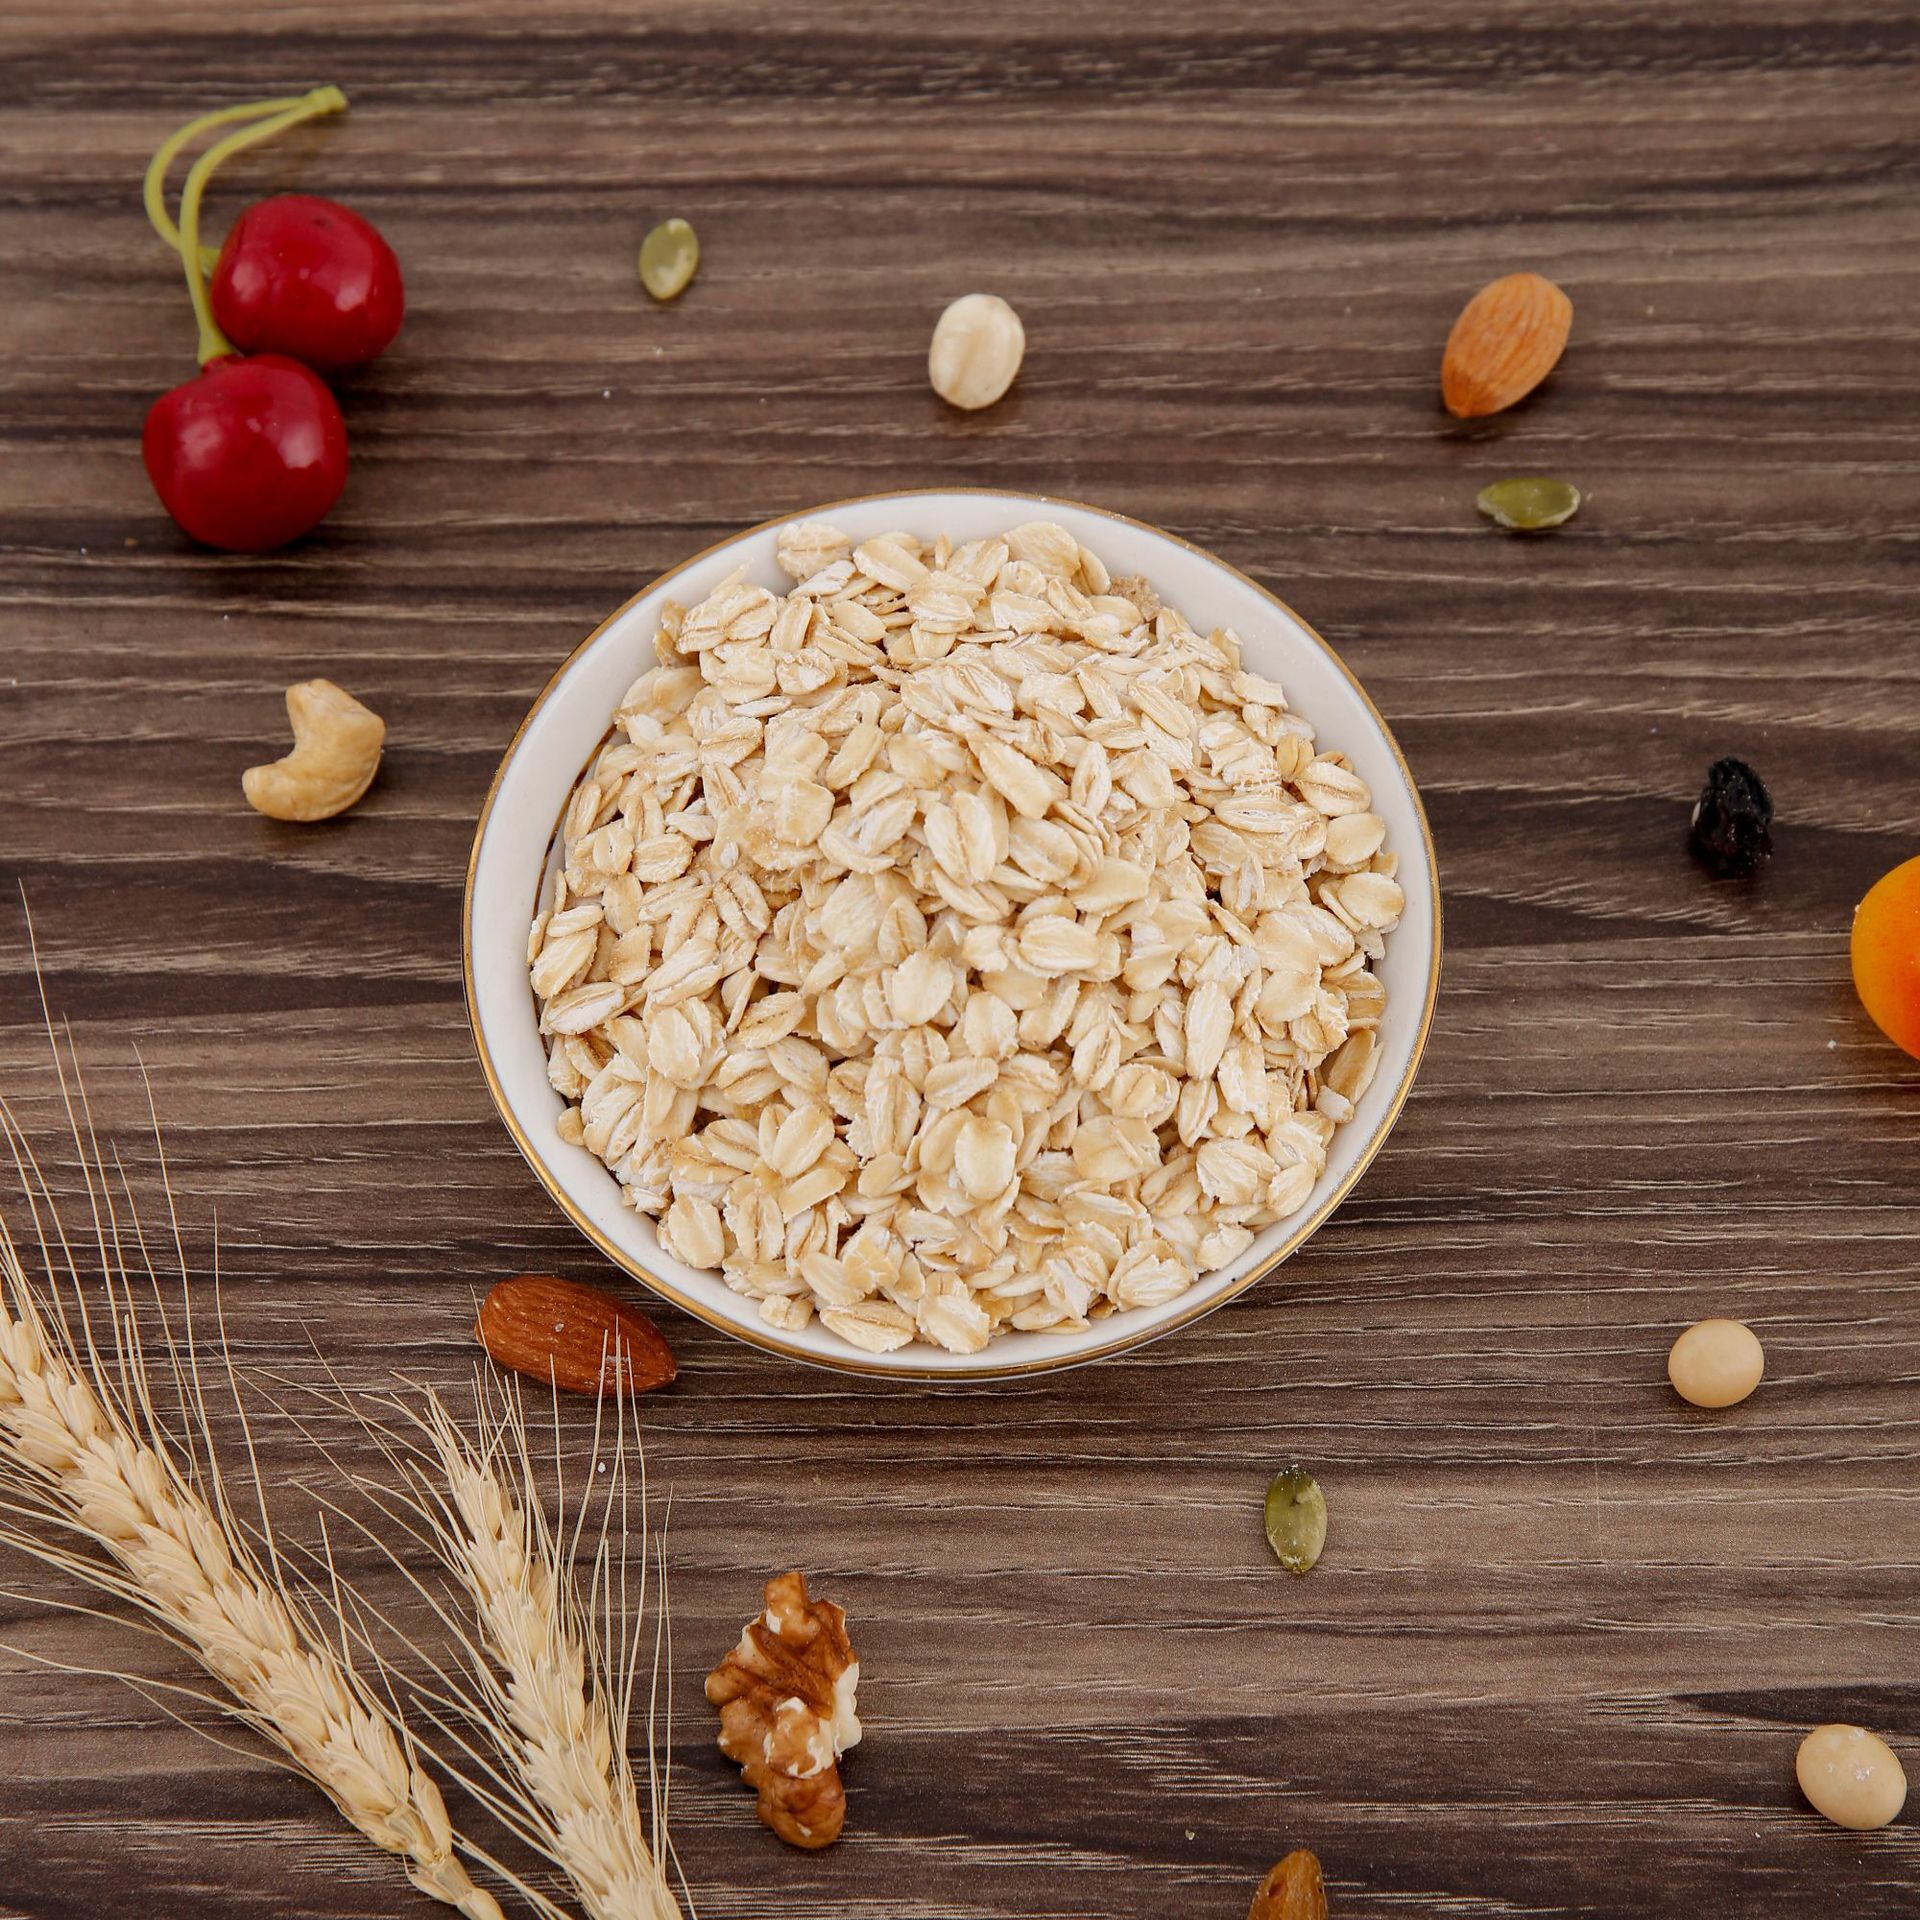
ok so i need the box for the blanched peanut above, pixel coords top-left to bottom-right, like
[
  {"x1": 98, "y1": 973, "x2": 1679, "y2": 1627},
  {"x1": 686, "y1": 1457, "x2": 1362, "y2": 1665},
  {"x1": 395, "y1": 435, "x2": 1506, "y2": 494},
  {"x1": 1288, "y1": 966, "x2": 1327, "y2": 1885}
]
[
  {"x1": 1667, "y1": 1317, "x2": 1764, "y2": 1408},
  {"x1": 1796, "y1": 1724, "x2": 1908, "y2": 1830},
  {"x1": 928, "y1": 293, "x2": 1025, "y2": 410},
  {"x1": 242, "y1": 679, "x2": 385, "y2": 822}
]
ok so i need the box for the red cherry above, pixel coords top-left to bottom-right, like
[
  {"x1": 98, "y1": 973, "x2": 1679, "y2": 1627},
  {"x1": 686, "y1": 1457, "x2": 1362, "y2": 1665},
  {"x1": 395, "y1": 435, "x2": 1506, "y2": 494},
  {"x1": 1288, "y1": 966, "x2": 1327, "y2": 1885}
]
[
  {"x1": 210, "y1": 194, "x2": 404, "y2": 372},
  {"x1": 142, "y1": 353, "x2": 348, "y2": 552}
]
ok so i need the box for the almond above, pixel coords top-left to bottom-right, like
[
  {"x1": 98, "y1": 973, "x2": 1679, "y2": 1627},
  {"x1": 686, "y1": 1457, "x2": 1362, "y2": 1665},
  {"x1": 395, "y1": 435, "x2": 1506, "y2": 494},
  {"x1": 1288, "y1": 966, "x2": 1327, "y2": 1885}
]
[
  {"x1": 1248, "y1": 1848, "x2": 1328, "y2": 1920},
  {"x1": 1441, "y1": 271, "x2": 1572, "y2": 418},
  {"x1": 476, "y1": 1275, "x2": 677, "y2": 1396}
]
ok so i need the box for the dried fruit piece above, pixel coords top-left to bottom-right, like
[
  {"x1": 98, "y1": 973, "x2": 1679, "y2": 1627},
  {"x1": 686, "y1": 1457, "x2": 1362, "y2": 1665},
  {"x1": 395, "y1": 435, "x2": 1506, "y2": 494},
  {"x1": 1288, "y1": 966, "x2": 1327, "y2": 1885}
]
[
  {"x1": 706, "y1": 1570, "x2": 862, "y2": 1849},
  {"x1": 475, "y1": 1275, "x2": 677, "y2": 1396},
  {"x1": 1249, "y1": 1848, "x2": 1328, "y2": 1920},
  {"x1": 1796, "y1": 1724, "x2": 1908, "y2": 1830},
  {"x1": 639, "y1": 217, "x2": 699, "y2": 302},
  {"x1": 1688, "y1": 756, "x2": 1772, "y2": 877},
  {"x1": 1667, "y1": 1318, "x2": 1764, "y2": 1408},
  {"x1": 1441, "y1": 271, "x2": 1572, "y2": 418},
  {"x1": 1476, "y1": 476, "x2": 1580, "y2": 532},
  {"x1": 1264, "y1": 1467, "x2": 1328, "y2": 1574},
  {"x1": 928, "y1": 292, "x2": 1025, "y2": 410},
  {"x1": 1851, "y1": 855, "x2": 1920, "y2": 1060}
]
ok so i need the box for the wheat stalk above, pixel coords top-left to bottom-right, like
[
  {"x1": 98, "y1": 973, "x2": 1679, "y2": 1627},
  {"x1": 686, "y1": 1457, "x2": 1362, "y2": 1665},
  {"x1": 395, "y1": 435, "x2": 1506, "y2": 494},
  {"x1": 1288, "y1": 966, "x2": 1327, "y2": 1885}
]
[
  {"x1": 0, "y1": 1013, "x2": 506, "y2": 1919},
  {"x1": 335, "y1": 1378, "x2": 687, "y2": 1920}
]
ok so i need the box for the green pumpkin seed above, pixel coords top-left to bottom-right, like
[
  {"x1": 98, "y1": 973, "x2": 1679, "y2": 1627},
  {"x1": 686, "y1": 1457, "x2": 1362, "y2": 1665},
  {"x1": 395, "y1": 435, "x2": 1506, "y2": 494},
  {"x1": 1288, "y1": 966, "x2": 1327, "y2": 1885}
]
[
  {"x1": 1264, "y1": 1467, "x2": 1328, "y2": 1574},
  {"x1": 639, "y1": 218, "x2": 699, "y2": 302},
  {"x1": 1476, "y1": 476, "x2": 1581, "y2": 532}
]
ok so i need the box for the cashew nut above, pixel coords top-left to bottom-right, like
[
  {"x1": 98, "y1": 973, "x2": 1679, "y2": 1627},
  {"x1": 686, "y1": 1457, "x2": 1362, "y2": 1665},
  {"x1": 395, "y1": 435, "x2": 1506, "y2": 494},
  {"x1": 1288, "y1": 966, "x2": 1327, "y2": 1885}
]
[{"x1": 242, "y1": 679, "x2": 386, "y2": 822}]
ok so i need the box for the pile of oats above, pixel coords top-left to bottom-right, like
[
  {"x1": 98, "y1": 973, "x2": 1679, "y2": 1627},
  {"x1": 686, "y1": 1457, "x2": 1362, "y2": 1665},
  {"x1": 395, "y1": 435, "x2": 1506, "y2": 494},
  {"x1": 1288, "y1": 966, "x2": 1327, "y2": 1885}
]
[{"x1": 529, "y1": 521, "x2": 1402, "y2": 1356}]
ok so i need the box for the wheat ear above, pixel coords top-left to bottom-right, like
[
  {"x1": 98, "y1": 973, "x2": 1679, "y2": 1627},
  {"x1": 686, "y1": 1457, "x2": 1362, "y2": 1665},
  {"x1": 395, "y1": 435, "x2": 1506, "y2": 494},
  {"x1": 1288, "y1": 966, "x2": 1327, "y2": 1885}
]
[
  {"x1": 0, "y1": 1043, "x2": 505, "y2": 1920},
  {"x1": 349, "y1": 1378, "x2": 686, "y2": 1920}
]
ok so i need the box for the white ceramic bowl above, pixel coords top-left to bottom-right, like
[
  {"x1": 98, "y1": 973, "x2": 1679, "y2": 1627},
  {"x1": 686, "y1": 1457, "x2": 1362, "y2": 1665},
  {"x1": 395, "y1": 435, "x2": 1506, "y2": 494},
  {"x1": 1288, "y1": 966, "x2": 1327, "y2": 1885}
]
[{"x1": 465, "y1": 491, "x2": 1440, "y2": 1378}]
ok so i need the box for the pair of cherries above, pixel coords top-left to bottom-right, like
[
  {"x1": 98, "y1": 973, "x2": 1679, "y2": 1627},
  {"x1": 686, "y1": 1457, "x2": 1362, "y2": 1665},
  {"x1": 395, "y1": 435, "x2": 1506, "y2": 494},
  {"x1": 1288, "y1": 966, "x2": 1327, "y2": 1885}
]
[{"x1": 142, "y1": 89, "x2": 404, "y2": 552}]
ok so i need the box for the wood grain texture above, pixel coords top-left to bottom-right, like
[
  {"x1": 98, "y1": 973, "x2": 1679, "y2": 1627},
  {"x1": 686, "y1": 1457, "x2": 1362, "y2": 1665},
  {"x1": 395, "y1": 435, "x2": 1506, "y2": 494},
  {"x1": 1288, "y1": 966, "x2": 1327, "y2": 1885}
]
[{"x1": 2, "y1": 1, "x2": 1919, "y2": 1914}]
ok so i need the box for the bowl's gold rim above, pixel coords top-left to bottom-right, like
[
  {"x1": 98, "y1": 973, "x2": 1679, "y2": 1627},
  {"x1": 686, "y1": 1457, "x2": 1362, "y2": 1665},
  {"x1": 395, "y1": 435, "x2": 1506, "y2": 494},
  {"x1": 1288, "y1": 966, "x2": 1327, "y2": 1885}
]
[{"x1": 462, "y1": 489, "x2": 1442, "y2": 1382}]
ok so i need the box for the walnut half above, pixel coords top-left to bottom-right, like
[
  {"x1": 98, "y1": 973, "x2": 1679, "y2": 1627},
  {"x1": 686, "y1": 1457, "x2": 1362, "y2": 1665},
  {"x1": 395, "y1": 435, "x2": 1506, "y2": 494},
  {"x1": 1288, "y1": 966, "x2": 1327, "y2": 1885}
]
[{"x1": 705, "y1": 1570, "x2": 861, "y2": 1848}]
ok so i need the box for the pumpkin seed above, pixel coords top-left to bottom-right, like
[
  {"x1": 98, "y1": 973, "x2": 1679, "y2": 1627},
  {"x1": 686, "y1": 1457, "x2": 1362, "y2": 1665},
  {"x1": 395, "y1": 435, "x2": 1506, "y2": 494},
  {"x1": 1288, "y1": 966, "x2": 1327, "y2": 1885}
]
[
  {"x1": 1263, "y1": 1467, "x2": 1327, "y2": 1574},
  {"x1": 1476, "y1": 475, "x2": 1580, "y2": 532},
  {"x1": 639, "y1": 218, "x2": 699, "y2": 302}
]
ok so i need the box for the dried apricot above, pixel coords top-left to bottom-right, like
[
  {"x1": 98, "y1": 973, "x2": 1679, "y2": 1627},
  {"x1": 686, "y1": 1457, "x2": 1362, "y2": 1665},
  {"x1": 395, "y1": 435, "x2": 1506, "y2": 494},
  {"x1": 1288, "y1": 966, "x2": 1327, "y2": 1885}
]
[{"x1": 1851, "y1": 856, "x2": 1920, "y2": 1060}]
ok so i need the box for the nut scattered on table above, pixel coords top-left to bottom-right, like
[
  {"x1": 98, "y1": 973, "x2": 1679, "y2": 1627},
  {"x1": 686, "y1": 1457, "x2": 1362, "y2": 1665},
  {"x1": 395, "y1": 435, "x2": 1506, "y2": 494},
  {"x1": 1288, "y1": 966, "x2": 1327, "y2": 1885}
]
[
  {"x1": 242, "y1": 678, "x2": 384, "y2": 822},
  {"x1": 1248, "y1": 1848, "x2": 1328, "y2": 1920},
  {"x1": 1796, "y1": 1724, "x2": 1908, "y2": 1831},
  {"x1": 1264, "y1": 1466, "x2": 1328, "y2": 1574},
  {"x1": 928, "y1": 293, "x2": 1026, "y2": 410},
  {"x1": 639, "y1": 217, "x2": 699, "y2": 302},
  {"x1": 1666, "y1": 1317, "x2": 1764, "y2": 1409},
  {"x1": 706, "y1": 1570, "x2": 861, "y2": 1849},
  {"x1": 1475, "y1": 476, "x2": 1581, "y2": 532},
  {"x1": 475, "y1": 1274, "x2": 677, "y2": 1396},
  {"x1": 1441, "y1": 271, "x2": 1572, "y2": 419},
  {"x1": 528, "y1": 520, "x2": 1402, "y2": 1355}
]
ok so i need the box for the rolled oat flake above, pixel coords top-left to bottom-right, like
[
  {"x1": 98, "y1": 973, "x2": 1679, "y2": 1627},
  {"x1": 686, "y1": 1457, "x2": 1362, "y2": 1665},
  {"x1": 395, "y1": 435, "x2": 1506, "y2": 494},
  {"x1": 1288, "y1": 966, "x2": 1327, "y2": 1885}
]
[
  {"x1": 1476, "y1": 475, "x2": 1581, "y2": 532},
  {"x1": 1264, "y1": 1467, "x2": 1328, "y2": 1574}
]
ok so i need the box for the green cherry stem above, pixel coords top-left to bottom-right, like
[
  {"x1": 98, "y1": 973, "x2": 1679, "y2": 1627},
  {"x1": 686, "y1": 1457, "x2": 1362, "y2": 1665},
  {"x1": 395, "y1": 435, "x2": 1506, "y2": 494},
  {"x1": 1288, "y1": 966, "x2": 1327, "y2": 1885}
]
[
  {"x1": 171, "y1": 87, "x2": 350, "y2": 364},
  {"x1": 142, "y1": 94, "x2": 315, "y2": 264}
]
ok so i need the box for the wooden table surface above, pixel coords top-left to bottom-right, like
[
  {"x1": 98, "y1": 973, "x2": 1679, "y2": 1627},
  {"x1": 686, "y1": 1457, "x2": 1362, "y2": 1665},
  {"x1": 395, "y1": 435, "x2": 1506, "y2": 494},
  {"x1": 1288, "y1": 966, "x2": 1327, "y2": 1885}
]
[{"x1": 3, "y1": 2, "x2": 1918, "y2": 1915}]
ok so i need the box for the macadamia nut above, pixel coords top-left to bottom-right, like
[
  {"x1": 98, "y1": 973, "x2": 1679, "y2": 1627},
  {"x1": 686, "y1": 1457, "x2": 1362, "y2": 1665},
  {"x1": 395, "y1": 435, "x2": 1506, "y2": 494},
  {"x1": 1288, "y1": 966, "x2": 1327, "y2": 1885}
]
[{"x1": 928, "y1": 293, "x2": 1025, "y2": 410}]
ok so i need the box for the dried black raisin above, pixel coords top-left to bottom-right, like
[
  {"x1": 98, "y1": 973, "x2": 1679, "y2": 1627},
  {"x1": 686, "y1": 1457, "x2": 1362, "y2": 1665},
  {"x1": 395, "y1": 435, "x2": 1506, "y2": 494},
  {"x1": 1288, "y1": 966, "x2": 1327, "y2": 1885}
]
[{"x1": 1689, "y1": 757, "x2": 1772, "y2": 877}]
